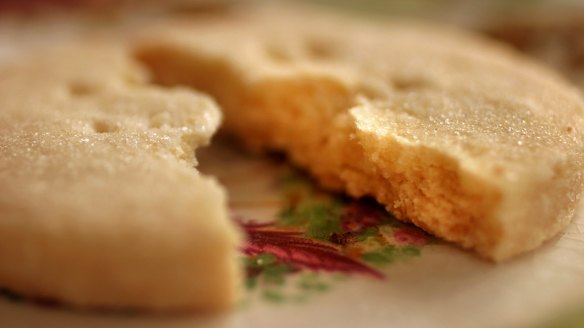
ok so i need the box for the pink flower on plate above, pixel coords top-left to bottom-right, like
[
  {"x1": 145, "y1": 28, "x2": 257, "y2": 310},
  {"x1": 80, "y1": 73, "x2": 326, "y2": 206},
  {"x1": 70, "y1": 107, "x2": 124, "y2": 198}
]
[
  {"x1": 238, "y1": 219, "x2": 384, "y2": 279},
  {"x1": 392, "y1": 227, "x2": 428, "y2": 246},
  {"x1": 341, "y1": 201, "x2": 384, "y2": 232}
]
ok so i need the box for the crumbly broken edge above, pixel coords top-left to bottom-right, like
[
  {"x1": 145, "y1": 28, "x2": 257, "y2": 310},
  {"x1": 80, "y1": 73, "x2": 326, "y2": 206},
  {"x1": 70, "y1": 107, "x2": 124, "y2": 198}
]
[{"x1": 137, "y1": 47, "x2": 506, "y2": 260}]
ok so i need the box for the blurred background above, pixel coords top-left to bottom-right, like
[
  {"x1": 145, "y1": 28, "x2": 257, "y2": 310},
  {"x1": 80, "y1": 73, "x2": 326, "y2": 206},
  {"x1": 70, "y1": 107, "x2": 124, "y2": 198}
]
[{"x1": 1, "y1": 0, "x2": 583, "y2": 88}]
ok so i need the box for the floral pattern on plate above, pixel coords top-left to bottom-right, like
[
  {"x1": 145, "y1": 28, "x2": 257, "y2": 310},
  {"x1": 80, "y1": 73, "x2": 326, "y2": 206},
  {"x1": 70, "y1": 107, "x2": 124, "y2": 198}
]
[{"x1": 237, "y1": 168, "x2": 434, "y2": 303}]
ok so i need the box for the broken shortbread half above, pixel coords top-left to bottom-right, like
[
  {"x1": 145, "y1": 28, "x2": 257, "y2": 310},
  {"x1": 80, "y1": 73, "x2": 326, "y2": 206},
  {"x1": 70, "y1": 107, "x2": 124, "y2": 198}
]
[
  {"x1": 135, "y1": 7, "x2": 584, "y2": 261},
  {"x1": 0, "y1": 43, "x2": 241, "y2": 311}
]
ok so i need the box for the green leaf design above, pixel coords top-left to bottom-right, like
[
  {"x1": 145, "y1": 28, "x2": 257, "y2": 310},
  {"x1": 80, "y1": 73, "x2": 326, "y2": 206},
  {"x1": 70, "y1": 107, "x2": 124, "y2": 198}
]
[
  {"x1": 304, "y1": 203, "x2": 343, "y2": 240},
  {"x1": 278, "y1": 198, "x2": 344, "y2": 240},
  {"x1": 262, "y1": 289, "x2": 286, "y2": 303},
  {"x1": 297, "y1": 273, "x2": 330, "y2": 292},
  {"x1": 361, "y1": 245, "x2": 422, "y2": 265},
  {"x1": 356, "y1": 227, "x2": 378, "y2": 241}
]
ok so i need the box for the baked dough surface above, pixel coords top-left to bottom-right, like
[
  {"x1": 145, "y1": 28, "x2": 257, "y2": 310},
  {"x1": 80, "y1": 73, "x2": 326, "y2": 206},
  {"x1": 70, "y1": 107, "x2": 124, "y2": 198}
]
[
  {"x1": 135, "y1": 6, "x2": 584, "y2": 261},
  {"x1": 0, "y1": 43, "x2": 241, "y2": 311}
]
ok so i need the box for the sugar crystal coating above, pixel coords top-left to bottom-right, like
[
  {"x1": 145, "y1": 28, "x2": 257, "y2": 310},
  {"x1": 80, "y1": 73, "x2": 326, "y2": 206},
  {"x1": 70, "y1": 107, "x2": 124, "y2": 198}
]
[
  {"x1": 0, "y1": 43, "x2": 241, "y2": 311},
  {"x1": 136, "y1": 6, "x2": 584, "y2": 260}
]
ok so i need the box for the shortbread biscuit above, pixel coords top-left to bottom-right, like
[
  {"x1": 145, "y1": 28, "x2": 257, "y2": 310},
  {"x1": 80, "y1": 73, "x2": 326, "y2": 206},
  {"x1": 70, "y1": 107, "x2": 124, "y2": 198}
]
[
  {"x1": 135, "y1": 7, "x2": 584, "y2": 261},
  {"x1": 0, "y1": 43, "x2": 241, "y2": 311}
]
